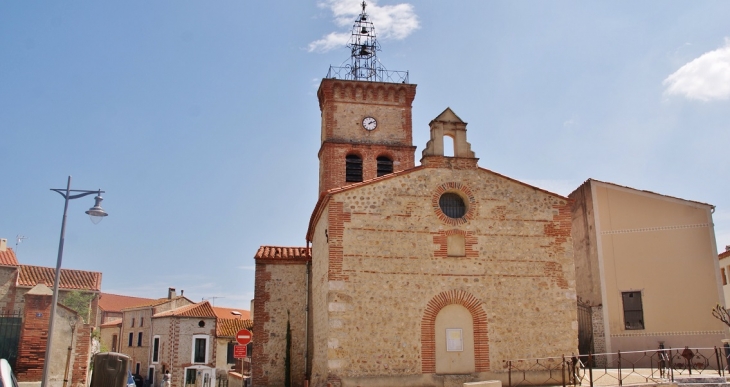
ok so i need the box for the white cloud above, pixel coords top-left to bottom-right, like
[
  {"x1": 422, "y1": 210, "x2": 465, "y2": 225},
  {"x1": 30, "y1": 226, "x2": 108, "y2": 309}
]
[
  {"x1": 663, "y1": 38, "x2": 730, "y2": 101},
  {"x1": 308, "y1": 0, "x2": 419, "y2": 53}
]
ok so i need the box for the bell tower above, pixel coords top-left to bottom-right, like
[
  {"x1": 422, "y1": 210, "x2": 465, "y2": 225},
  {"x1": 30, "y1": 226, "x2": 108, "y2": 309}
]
[{"x1": 317, "y1": 1, "x2": 417, "y2": 195}]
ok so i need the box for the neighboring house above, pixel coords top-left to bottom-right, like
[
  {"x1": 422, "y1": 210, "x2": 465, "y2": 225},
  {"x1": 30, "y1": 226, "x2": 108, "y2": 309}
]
[
  {"x1": 117, "y1": 288, "x2": 194, "y2": 380},
  {"x1": 718, "y1": 246, "x2": 730, "y2": 305},
  {"x1": 254, "y1": 79, "x2": 577, "y2": 386},
  {"x1": 0, "y1": 238, "x2": 101, "y2": 387},
  {"x1": 96, "y1": 292, "x2": 155, "y2": 326},
  {"x1": 151, "y1": 301, "x2": 218, "y2": 387},
  {"x1": 99, "y1": 318, "x2": 123, "y2": 352},
  {"x1": 213, "y1": 306, "x2": 253, "y2": 377},
  {"x1": 569, "y1": 179, "x2": 725, "y2": 354}
]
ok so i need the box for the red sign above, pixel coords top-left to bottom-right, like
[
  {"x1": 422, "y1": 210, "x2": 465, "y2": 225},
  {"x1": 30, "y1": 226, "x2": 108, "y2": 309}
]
[
  {"x1": 234, "y1": 345, "x2": 247, "y2": 359},
  {"x1": 236, "y1": 329, "x2": 252, "y2": 345}
]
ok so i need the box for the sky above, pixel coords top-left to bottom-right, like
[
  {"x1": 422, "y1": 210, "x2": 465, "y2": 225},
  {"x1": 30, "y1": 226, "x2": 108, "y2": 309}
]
[{"x1": 1, "y1": 1, "x2": 729, "y2": 310}]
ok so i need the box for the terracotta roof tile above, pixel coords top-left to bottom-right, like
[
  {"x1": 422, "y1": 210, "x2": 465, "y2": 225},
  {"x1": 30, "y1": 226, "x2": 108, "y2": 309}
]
[
  {"x1": 254, "y1": 246, "x2": 310, "y2": 261},
  {"x1": 216, "y1": 318, "x2": 253, "y2": 337},
  {"x1": 17, "y1": 265, "x2": 101, "y2": 291},
  {"x1": 120, "y1": 296, "x2": 192, "y2": 310},
  {"x1": 0, "y1": 248, "x2": 18, "y2": 266},
  {"x1": 720, "y1": 248, "x2": 730, "y2": 260},
  {"x1": 100, "y1": 319, "x2": 122, "y2": 328},
  {"x1": 212, "y1": 306, "x2": 251, "y2": 320},
  {"x1": 98, "y1": 293, "x2": 156, "y2": 313},
  {"x1": 153, "y1": 301, "x2": 216, "y2": 318}
]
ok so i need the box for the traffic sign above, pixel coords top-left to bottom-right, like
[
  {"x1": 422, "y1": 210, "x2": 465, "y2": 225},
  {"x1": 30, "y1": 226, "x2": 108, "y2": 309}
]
[
  {"x1": 236, "y1": 329, "x2": 252, "y2": 345},
  {"x1": 234, "y1": 345, "x2": 247, "y2": 358}
]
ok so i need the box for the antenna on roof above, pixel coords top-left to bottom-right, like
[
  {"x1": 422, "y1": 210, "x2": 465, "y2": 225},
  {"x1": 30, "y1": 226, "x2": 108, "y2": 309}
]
[
  {"x1": 15, "y1": 235, "x2": 27, "y2": 256},
  {"x1": 202, "y1": 296, "x2": 224, "y2": 306}
]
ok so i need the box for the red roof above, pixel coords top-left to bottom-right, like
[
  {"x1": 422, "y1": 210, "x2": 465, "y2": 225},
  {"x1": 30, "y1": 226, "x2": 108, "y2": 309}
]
[
  {"x1": 120, "y1": 296, "x2": 193, "y2": 311},
  {"x1": 98, "y1": 293, "x2": 156, "y2": 313},
  {"x1": 0, "y1": 248, "x2": 19, "y2": 266},
  {"x1": 720, "y1": 248, "x2": 730, "y2": 260},
  {"x1": 153, "y1": 301, "x2": 216, "y2": 318},
  {"x1": 100, "y1": 319, "x2": 122, "y2": 328},
  {"x1": 17, "y1": 264, "x2": 101, "y2": 291},
  {"x1": 254, "y1": 246, "x2": 310, "y2": 261},
  {"x1": 217, "y1": 318, "x2": 253, "y2": 337},
  {"x1": 212, "y1": 306, "x2": 251, "y2": 320}
]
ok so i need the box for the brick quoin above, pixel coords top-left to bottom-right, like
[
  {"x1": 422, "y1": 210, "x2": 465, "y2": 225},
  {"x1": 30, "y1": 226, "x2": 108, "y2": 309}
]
[
  {"x1": 252, "y1": 265, "x2": 272, "y2": 387},
  {"x1": 15, "y1": 293, "x2": 52, "y2": 382},
  {"x1": 328, "y1": 202, "x2": 351, "y2": 282},
  {"x1": 542, "y1": 202, "x2": 572, "y2": 289},
  {"x1": 71, "y1": 324, "x2": 92, "y2": 387},
  {"x1": 420, "y1": 290, "x2": 489, "y2": 374}
]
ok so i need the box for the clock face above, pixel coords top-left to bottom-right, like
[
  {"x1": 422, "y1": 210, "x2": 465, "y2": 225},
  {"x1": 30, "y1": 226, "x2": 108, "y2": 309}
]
[{"x1": 362, "y1": 116, "x2": 377, "y2": 131}]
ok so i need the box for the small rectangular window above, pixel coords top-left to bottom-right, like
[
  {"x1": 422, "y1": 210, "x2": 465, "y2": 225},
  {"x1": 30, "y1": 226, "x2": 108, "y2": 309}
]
[
  {"x1": 128, "y1": 332, "x2": 133, "y2": 347},
  {"x1": 186, "y1": 369, "x2": 197, "y2": 384},
  {"x1": 140, "y1": 317, "x2": 144, "y2": 327},
  {"x1": 227, "y1": 342, "x2": 235, "y2": 364},
  {"x1": 112, "y1": 334, "x2": 118, "y2": 352},
  {"x1": 137, "y1": 332, "x2": 143, "y2": 346},
  {"x1": 194, "y1": 338, "x2": 206, "y2": 363},
  {"x1": 148, "y1": 367, "x2": 154, "y2": 385},
  {"x1": 622, "y1": 291, "x2": 644, "y2": 330},
  {"x1": 153, "y1": 337, "x2": 160, "y2": 362},
  {"x1": 723, "y1": 268, "x2": 727, "y2": 286},
  {"x1": 131, "y1": 317, "x2": 135, "y2": 327}
]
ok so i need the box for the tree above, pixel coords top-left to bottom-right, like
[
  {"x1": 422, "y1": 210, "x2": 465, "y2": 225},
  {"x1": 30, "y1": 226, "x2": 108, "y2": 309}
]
[
  {"x1": 61, "y1": 290, "x2": 95, "y2": 323},
  {"x1": 712, "y1": 304, "x2": 730, "y2": 327}
]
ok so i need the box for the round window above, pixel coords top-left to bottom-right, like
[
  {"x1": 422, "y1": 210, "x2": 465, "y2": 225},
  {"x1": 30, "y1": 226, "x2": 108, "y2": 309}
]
[
  {"x1": 198, "y1": 320, "x2": 205, "y2": 328},
  {"x1": 439, "y1": 193, "x2": 466, "y2": 219}
]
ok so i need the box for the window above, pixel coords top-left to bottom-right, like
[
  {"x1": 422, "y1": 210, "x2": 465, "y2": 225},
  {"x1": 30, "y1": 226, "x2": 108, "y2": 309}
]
[
  {"x1": 227, "y1": 342, "x2": 235, "y2": 364},
  {"x1": 152, "y1": 336, "x2": 160, "y2": 363},
  {"x1": 137, "y1": 332, "x2": 143, "y2": 346},
  {"x1": 191, "y1": 335, "x2": 209, "y2": 364},
  {"x1": 376, "y1": 156, "x2": 393, "y2": 177},
  {"x1": 112, "y1": 334, "x2": 118, "y2": 352},
  {"x1": 345, "y1": 154, "x2": 363, "y2": 182},
  {"x1": 148, "y1": 367, "x2": 154, "y2": 385},
  {"x1": 622, "y1": 291, "x2": 644, "y2": 330},
  {"x1": 131, "y1": 317, "x2": 135, "y2": 327},
  {"x1": 135, "y1": 362, "x2": 140, "y2": 375},
  {"x1": 439, "y1": 193, "x2": 466, "y2": 219},
  {"x1": 186, "y1": 369, "x2": 197, "y2": 385},
  {"x1": 140, "y1": 317, "x2": 144, "y2": 327},
  {"x1": 128, "y1": 332, "x2": 133, "y2": 347},
  {"x1": 723, "y1": 268, "x2": 727, "y2": 286}
]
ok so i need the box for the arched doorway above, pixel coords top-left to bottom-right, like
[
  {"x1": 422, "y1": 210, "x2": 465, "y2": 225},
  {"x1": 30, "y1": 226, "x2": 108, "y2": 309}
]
[{"x1": 435, "y1": 304, "x2": 475, "y2": 374}]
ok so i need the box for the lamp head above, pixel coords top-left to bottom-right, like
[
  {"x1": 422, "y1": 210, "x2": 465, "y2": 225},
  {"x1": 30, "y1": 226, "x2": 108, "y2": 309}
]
[{"x1": 85, "y1": 193, "x2": 108, "y2": 224}]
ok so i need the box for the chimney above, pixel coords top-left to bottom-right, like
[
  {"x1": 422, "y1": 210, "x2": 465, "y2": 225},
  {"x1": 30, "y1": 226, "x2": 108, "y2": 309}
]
[
  {"x1": 180, "y1": 290, "x2": 184, "y2": 296},
  {"x1": 0, "y1": 239, "x2": 6, "y2": 252},
  {"x1": 726, "y1": 245, "x2": 730, "y2": 252},
  {"x1": 168, "y1": 287, "x2": 176, "y2": 299}
]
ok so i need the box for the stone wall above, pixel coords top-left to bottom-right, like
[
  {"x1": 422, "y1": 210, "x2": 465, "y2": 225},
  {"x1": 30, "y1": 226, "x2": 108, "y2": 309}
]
[
  {"x1": 310, "y1": 166, "x2": 577, "y2": 386},
  {"x1": 253, "y1": 261, "x2": 308, "y2": 387},
  {"x1": 591, "y1": 305, "x2": 606, "y2": 367},
  {"x1": 568, "y1": 182, "x2": 603, "y2": 306},
  {"x1": 0, "y1": 266, "x2": 18, "y2": 311}
]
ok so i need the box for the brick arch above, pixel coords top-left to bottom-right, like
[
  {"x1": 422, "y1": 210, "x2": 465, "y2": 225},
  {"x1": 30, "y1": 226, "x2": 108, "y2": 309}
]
[{"x1": 421, "y1": 290, "x2": 489, "y2": 373}]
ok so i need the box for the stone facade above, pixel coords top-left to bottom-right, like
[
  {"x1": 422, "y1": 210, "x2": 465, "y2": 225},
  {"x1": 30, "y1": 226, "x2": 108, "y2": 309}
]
[
  {"x1": 152, "y1": 314, "x2": 217, "y2": 387},
  {"x1": 253, "y1": 77, "x2": 579, "y2": 386}
]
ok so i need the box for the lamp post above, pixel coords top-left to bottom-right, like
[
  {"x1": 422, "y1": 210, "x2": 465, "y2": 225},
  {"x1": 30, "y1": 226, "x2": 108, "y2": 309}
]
[{"x1": 41, "y1": 176, "x2": 108, "y2": 387}]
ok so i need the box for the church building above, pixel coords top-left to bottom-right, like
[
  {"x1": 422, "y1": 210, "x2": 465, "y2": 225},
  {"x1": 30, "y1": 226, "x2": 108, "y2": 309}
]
[{"x1": 253, "y1": 4, "x2": 578, "y2": 387}]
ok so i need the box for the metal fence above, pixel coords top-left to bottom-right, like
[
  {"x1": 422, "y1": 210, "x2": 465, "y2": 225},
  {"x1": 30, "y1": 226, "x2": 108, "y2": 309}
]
[
  {"x1": 505, "y1": 347, "x2": 728, "y2": 387},
  {"x1": 326, "y1": 65, "x2": 409, "y2": 84},
  {"x1": 0, "y1": 310, "x2": 22, "y2": 369}
]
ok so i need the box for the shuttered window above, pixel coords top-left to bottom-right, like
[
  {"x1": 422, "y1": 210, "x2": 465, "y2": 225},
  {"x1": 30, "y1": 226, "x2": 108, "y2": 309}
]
[
  {"x1": 376, "y1": 156, "x2": 393, "y2": 177},
  {"x1": 345, "y1": 155, "x2": 363, "y2": 182},
  {"x1": 622, "y1": 291, "x2": 644, "y2": 330}
]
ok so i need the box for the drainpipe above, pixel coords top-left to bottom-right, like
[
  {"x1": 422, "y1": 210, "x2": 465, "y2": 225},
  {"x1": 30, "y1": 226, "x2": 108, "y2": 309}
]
[{"x1": 304, "y1": 240, "x2": 311, "y2": 387}]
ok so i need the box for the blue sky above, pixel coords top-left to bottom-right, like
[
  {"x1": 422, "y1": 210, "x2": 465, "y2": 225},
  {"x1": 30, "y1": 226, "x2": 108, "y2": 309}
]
[{"x1": 1, "y1": 1, "x2": 729, "y2": 310}]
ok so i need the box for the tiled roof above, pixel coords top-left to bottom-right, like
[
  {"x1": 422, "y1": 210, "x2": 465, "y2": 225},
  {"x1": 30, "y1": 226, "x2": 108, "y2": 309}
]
[
  {"x1": 17, "y1": 265, "x2": 101, "y2": 291},
  {"x1": 720, "y1": 248, "x2": 730, "y2": 260},
  {"x1": 100, "y1": 319, "x2": 122, "y2": 328},
  {"x1": 153, "y1": 301, "x2": 216, "y2": 318},
  {"x1": 254, "y1": 246, "x2": 310, "y2": 261},
  {"x1": 121, "y1": 296, "x2": 192, "y2": 311},
  {"x1": 216, "y1": 318, "x2": 253, "y2": 337},
  {"x1": 212, "y1": 306, "x2": 251, "y2": 320},
  {"x1": 98, "y1": 293, "x2": 156, "y2": 313},
  {"x1": 0, "y1": 248, "x2": 19, "y2": 266}
]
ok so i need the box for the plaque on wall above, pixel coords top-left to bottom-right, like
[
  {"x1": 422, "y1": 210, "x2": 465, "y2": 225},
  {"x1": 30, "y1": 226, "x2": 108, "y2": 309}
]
[{"x1": 446, "y1": 328, "x2": 463, "y2": 352}]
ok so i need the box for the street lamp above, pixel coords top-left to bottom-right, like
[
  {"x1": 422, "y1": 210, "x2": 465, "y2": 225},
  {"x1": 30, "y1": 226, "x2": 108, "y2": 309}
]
[{"x1": 41, "y1": 176, "x2": 108, "y2": 387}]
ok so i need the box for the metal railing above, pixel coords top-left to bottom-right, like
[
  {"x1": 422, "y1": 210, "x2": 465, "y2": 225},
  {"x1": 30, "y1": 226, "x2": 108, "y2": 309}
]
[
  {"x1": 326, "y1": 65, "x2": 409, "y2": 84},
  {"x1": 505, "y1": 347, "x2": 728, "y2": 387}
]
